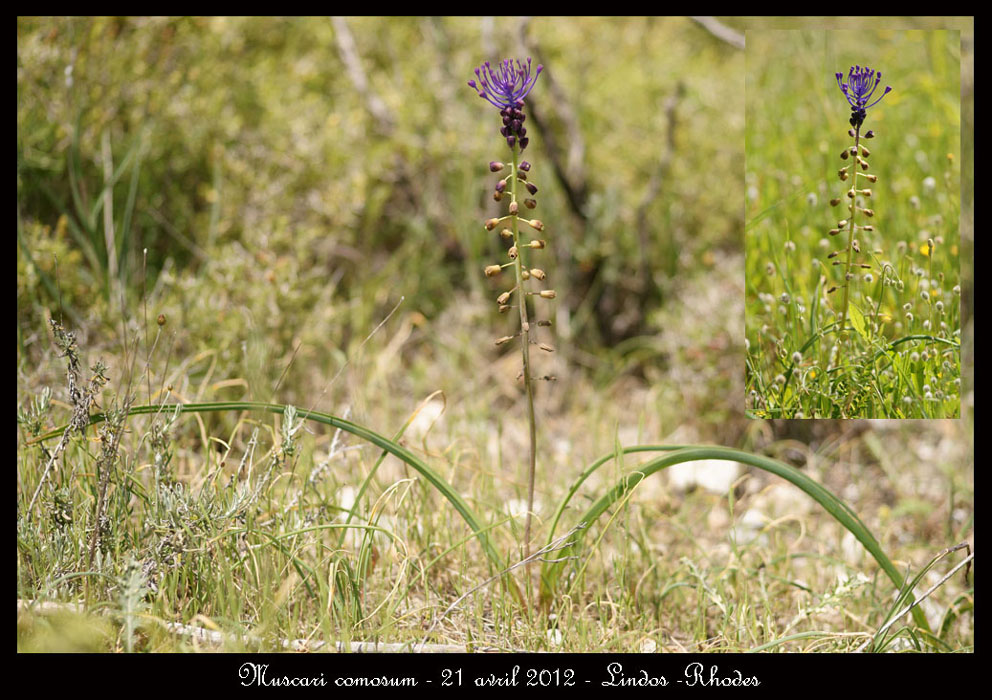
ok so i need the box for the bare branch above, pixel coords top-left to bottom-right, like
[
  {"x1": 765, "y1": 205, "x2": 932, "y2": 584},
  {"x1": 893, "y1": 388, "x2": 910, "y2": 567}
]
[
  {"x1": 691, "y1": 16, "x2": 745, "y2": 51},
  {"x1": 331, "y1": 16, "x2": 395, "y2": 133}
]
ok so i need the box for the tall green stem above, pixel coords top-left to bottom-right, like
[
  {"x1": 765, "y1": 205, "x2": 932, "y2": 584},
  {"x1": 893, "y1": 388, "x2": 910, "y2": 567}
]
[
  {"x1": 837, "y1": 124, "x2": 861, "y2": 341},
  {"x1": 509, "y1": 146, "x2": 538, "y2": 561}
]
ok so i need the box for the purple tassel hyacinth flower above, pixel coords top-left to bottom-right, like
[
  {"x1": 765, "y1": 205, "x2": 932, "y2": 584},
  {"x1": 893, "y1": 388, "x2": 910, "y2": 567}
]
[
  {"x1": 468, "y1": 58, "x2": 543, "y2": 151},
  {"x1": 836, "y1": 65, "x2": 892, "y2": 129}
]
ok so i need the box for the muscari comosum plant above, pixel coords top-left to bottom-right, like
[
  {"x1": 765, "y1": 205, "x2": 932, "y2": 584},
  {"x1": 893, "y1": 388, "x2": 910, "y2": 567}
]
[
  {"x1": 468, "y1": 57, "x2": 551, "y2": 560},
  {"x1": 827, "y1": 66, "x2": 892, "y2": 343},
  {"x1": 26, "y1": 58, "x2": 936, "y2": 638}
]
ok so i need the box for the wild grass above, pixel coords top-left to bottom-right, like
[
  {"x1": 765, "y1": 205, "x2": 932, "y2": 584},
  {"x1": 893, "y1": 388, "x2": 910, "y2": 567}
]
[
  {"x1": 745, "y1": 30, "x2": 963, "y2": 418},
  {"x1": 17, "y1": 17, "x2": 973, "y2": 653}
]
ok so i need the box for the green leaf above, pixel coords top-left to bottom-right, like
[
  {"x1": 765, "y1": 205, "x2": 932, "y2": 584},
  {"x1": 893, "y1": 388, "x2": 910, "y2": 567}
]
[{"x1": 848, "y1": 303, "x2": 869, "y2": 343}]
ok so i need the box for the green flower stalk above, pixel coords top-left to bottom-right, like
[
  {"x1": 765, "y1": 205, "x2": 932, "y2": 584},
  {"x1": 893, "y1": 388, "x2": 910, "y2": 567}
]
[
  {"x1": 469, "y1": 58, "x2": 550, "y2": 561},
  {"x1": 829, "y1": 66, "x2": 891, "y2": 344}
]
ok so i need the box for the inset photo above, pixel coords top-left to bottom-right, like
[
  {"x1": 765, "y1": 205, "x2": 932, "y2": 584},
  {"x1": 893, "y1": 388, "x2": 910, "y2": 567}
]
[{"x1": 745, "y1": 30, "x2": 962, "y2": 418}]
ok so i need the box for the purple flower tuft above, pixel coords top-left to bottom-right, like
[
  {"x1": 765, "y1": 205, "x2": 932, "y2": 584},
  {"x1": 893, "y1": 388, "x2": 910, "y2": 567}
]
[
  {"x1": 468, "y1": 58, "x2": 543, "y2": 110},
  {"x1": 469, "y1": 58, "x2": 543, "y2": 151},
  {"x1": 836, "y1": 65, "x2": 892, "y2": 128}
]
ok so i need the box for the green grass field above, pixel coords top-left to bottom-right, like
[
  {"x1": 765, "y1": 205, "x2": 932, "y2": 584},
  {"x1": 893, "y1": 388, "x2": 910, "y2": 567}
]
[{"x1": 745, "y1": 30, "x2": 963, "y2": 418}]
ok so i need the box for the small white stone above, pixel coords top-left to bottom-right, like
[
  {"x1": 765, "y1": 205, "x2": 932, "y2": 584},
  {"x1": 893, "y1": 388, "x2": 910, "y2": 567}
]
[{"x1": 667, "y1": 460, "x2": 741, "y2": 494}]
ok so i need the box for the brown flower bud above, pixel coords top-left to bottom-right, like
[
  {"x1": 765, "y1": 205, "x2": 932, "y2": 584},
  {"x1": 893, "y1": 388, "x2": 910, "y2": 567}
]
[
  {"x1": 497, "y1": 291, "x2": 511, "y2": 305},
  {"x1": 526, "y1": 219, "x2": 544, "y2": 231},
  {"x1": 157, "y1": 314, "x2": 167, "y2": 326},
  {"x1": 508, "y1": 201, "x2": 519, "y2": 215},
  {"x1": 528, "y1": 239, "x2": 546, "y2": 249},
  {"x1": 498, "y1": 304, "x2": 512, "y2": 314},
  {"x1": 524, "y1": 198, "x2": 537, "y2": 209},
  {"x1": 508, "y1": 246, "x2": 518, "y2": 259},
  {"x1": 860, "y1": 145, "x2": 871, "y2": 157},
  {"x1": 539, "y1": 290, "x2": 556, "y2": 299},
  {"x1": 529, "y1": 268, "x2": 546, "y2": 280},
  {"x1": 500, "y1": 228, "x2": 513, "y2": 239},
  {"x1": 485, "y1": 218, "x2": 500, "y2": 230},
  {"x1": 484, "y1": 265, "x2": 502, "y2": 277},
  {"x1": 489, "y1": 161, "x2": 505, "y2": 172},
  {"x1": 830, "y1": 198, "x2": 841, "y2": 207}
]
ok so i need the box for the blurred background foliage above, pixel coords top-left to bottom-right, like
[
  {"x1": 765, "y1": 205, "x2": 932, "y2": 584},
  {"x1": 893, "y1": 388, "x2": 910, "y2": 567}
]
[{"x1": 17, "y1": 16, "x2": 747, "y2": 437}]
